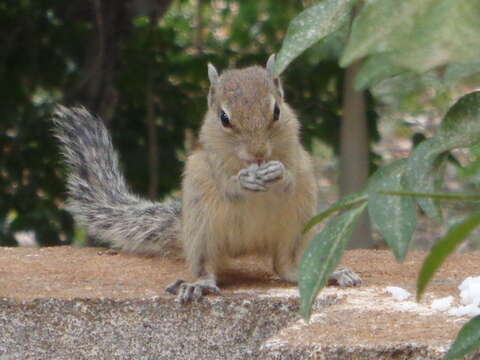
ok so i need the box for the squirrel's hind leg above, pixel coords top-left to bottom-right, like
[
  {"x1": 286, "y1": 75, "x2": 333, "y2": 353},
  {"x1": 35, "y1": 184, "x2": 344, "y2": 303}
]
[
  {"x1": 273, "y1": 235, "x2": 361, "y2": 287},
  {"x1": 328, "y1": 268, "x2": 361, "y2": 287},
  {"x1": 273, "y1": 261, "x2": 361, "y2": 287}
]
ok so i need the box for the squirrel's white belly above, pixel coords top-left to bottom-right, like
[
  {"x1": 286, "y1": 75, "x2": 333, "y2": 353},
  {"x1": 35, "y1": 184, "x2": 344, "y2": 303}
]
[{"x1": 214, "y1": 185, "x2": 301, "y2": 257}]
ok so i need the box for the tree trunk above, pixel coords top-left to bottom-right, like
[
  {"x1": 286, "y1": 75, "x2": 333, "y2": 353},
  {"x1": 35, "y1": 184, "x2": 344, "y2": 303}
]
[
  {"x1": 68, "y1": 0, "x2": 132, "y2": 125},
  {"x1": 68, "y1": 0, "x2": 173, "y2": 125},
  {"x1": 146, "y1": 6, "x2": 160, "y2": 200},
  {"x1": 144, "y1": 0, "x2": 174, "y2": 199},
  {"x1": 65, "y1": 0, "x2": 174, "y2": 240},
  {"x1": 146, "y1": 75, "x2": 159, "y2": 200},
  {"x1": 340, "y1": 60, "x2": 374, "y2": 248}
]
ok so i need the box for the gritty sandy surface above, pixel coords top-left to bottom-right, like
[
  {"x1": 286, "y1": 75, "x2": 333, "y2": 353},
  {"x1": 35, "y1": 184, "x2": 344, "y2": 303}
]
[
  {"x1": 1, "y1": 247, "x2": 478, "y2": 300},
  {"x1": 1, "y1": 247, "x2": 480, "y2": 359},
  {"x1": 0, "y1": 246, "x2": 290, "y2": 300}
]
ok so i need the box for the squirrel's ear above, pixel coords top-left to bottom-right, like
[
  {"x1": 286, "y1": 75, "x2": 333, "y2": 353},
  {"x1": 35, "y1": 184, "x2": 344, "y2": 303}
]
[
  {"x1": 266, "y1": 54, "x2": 276, "y2": 77},
  {"x1": 207, "y1": 63, "x2": 219, "y2": 108},
  {"x1": 266, "y1": 54, "x2": 284, "y2": 100},
  {"x1": 207, "y1": 63, "x2": 219, "y2": 86}
]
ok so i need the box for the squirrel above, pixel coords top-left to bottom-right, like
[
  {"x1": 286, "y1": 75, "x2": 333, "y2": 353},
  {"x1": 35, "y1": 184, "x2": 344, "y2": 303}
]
[{"x1": 53, "y1": 55, "x2": 360, "y2": 303}]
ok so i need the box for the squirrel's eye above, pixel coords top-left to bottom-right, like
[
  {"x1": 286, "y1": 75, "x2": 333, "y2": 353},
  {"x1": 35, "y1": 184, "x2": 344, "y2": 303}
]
[
  {"x1": 220, "y1": 110, "x2": 231, "y2": 127},
  {"x1": 273, "y1": 103, "x2": 280, "y2": 121}
]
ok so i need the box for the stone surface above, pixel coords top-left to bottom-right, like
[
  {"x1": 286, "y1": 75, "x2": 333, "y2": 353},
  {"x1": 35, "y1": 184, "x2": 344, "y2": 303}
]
[{"x1": 1, "y1": 247, "x2": 480, "y2": 359}]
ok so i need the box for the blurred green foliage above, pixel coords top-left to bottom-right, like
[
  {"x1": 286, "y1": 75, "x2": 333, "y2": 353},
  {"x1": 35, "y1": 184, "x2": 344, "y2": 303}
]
[
  {"x1": 280, "y1": 1, "x2": 480, "y2": 356},
  {"x1": 1, "y1": 0, "x2": 379, "y2": 246}
]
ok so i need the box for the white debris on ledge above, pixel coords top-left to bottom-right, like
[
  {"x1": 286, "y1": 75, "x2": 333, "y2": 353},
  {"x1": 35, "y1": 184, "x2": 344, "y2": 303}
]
[
  {"x1": 459, "y1": 276, "x2": 480, "y2": 307},
  {"x1": 237, "y1": 277, "x2": 480, "y2": 320},
  {"x1": 335, "y1": 287, "x2": 431, "y2": 315},
  {"x1": 448, "y1": 276, "x2": 480, "y2": 318},
  {"x1": 385, "y1": 286, "x2": 412, "y2": 301},
  {"x1": 448, "y1": 304, "x2": 480, "y2": 318},
  {"x1": 384, "y1": 276, "x2": 480, "y2": 319},
  {"x1": 431, "y1": 296, "x2": 454, "y2": 311}
]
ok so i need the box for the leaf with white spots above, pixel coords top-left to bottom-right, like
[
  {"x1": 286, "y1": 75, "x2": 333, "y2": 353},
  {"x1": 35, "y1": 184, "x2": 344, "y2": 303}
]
[
  {"x1": 390, "y1": 0, "x2": 480, "y2": 73},
  {"x1": 405, "y1": 139, "x2": 444, "y2": 220},
  {"x1": 299, "y1": 203, "x2": 367, "y2": 320},
  {"x1": 406, "y1": 91, "x2": 480, "y2": 219},
  {"x1": 340, "y1": 0, "x2": 437, "y2": 67},
  {"x1": 275, "y1": 0, "x2": 356, "y2": 75},
  {"x1": 354, "y1": 53, "x2": 408, "y2": 90},
  {"x1": 368, "y1": 160, "x2": 416, "y2": 262},
  {"x1": 379, "y1": 191, "x2": 480, "y2": 201},
  {"x1": 444, "y1": 62, "x2": 480, "y2": 85},
  {"x1": 341, "y1": 0, "x2": 480, "y2": 73},
  {"x1": 438, "y1": 91, "x2": 480, "y2": 146}
]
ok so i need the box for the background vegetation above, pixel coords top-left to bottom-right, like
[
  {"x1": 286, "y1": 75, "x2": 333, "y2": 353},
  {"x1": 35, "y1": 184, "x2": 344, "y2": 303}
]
[
  {"x1": 1, "y1": 0, "x2": 378, "y2": 246},
  {"x1": 2, "y1": 0, "x2": 479, "y2": 249},
  {"x1": 275, "y1": 1, "x2": 480, "y2": 357}
]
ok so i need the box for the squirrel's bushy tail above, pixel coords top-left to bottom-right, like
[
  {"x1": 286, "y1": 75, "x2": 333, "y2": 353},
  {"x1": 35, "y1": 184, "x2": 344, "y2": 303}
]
[{"x1": 53, "y1": 106, "x2": 181, "y2": 255}]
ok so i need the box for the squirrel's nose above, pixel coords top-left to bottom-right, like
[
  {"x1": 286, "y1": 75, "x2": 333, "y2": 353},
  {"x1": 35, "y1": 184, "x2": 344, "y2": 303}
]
[
  {"x1": 246, "y1": 141, "x2": 271, "y2": 164},
  {"x1": 251, "y1": 149, "x2": 267, "y2": 162}
]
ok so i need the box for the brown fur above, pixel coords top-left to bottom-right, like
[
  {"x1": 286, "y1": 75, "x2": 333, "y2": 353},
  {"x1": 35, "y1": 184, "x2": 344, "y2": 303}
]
[{"x1": 181, "y1": 62, "x2": 317, "y2": 283}]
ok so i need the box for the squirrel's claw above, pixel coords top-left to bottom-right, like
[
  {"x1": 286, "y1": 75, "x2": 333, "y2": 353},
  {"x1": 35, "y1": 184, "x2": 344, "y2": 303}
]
[
  {"x1": 165, "y1": 279, "x2": 186, "y2": 295},
  {"x1": 238, "y1": 161, "x2": 285, "y2": 192},
  {"x1": 165, "y1": 278, "x2": 221, "y2": 304},
  {"x1": 256, "y1": 161, "x2": 285, "y2": 183},
  {"x1": 239, "y1": 167, "x2": 267, "y2": 192},
  {"x1": 328, "y1": 267, "x2": 362, "y2": 287}
]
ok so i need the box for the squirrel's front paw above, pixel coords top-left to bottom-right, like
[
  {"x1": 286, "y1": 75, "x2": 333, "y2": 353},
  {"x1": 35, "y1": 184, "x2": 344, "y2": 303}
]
[
  {"x1": 256, "y1": 161, "x2": 285, "y2": 184},
  {"x1": 238, "y1": 165, "x2": 267, "y2": 192}
]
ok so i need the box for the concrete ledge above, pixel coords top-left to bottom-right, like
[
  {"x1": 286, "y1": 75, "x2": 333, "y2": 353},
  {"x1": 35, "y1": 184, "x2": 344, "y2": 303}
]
[{"x1": 1, "y1": 247, "x2": 479, "y2": 359}]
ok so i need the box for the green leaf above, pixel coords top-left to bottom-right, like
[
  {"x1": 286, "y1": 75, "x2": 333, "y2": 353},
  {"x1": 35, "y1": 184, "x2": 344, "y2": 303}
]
[
  {"x1": 444, "y1": 62, "x2": 480, "y2": 85},
  {"x1": 406, "y1": 91, "x2": 480, "y2": 220},
  {"x1": 368, "y1": 160, "x2": 416, "y2": 262},
  {"x1": 275, "y1": 0, "x2": 356, "y2": 75},
  {"x1": 417, "y1": 211, "x2": 480, "y2": 300},
  {"x1": 438, "y1": 91, "x2": 480, "y2": 147},
  {"x1": 299, "y1": 203, "x2": 367, "y2": 320},
  {"x1": 391, "y1": 0, "x2": 480, "y2": 73},
  {"x1": 445, "y1": 316, "x2": 480, "y2": 360},
  {"x1": 341, "y1": 0, "x2": 480, "y2": 73},
  {"x1": 303, "y1": 191, "x2": 367, "y2": 234},
  {"x1": 340, "y1": 0, "x2": 436, "y2": 67},
  {"x1": 379, "y1": 191, "x2": 480, "y2": 201},
  {"x1": 406, "y1": 139, "x2": 444, "y2": 220},
  {"x1": 304, "y1": 23, "x2": 350, "y2": 64},
  {"x1": 133, "y1": 16, "x2": 150, "y2": 27},
  {"x1": 354, "y1": 53, "x2": 407, "y2": 90}
]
